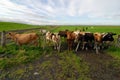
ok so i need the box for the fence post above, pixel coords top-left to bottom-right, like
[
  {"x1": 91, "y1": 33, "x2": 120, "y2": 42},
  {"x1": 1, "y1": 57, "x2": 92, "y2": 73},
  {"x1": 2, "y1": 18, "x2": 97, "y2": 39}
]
[{"x1": 1, "y1": 31, "x2": 6, "y2": 47}]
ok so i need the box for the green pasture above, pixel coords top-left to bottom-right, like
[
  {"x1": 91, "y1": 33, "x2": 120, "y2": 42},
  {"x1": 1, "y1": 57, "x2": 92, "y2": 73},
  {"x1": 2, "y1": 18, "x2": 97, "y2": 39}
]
[
  {"x1": 0, "y1": 22, "x2": 120, "y2": 79},
  {"x1": 0, "y1": 22, "x2": 43, "y2": 31},
  {"x1": 0, "y1": 22, "x2": 120, "y2": 34},
  {"x1": 52, "y1": 25, "x2": 120, "y2": 34}
]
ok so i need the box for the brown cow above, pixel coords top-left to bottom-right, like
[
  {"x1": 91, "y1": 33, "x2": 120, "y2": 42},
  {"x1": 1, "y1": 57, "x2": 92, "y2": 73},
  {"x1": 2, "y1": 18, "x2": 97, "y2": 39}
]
[
  {"x1": 93, "y1": 32, "x2": 102, "y2": 53},
  {"x1": 66, "y1": 30, "x2": 86, "y2": 51},
  {"x1": 8, "y1": 32, "x2": 39, "y2": 46},
  {"x1": 66, "y1": 31, "x2": 77, "y2": 50}
]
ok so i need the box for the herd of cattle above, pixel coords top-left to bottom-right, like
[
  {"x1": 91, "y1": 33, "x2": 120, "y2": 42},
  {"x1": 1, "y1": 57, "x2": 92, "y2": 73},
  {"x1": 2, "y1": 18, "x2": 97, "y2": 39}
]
[{"x1": 7, "y1": 29, "x2": 117, "y2": 54}]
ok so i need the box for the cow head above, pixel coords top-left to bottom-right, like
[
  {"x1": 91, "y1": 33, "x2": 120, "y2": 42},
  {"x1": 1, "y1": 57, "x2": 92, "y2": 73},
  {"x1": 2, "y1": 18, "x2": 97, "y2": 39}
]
[
  {"x1": 102, "y1": 32, "x2": 116, "y2": 41},
  {"x1": 58, "y1": 30, "x2": 68, "y2": 38},
  {"x1": 108, "y1": 32, "x2": 116, "y2": 35},
  {"x1": 66, "y1": 31, "x2": 75, "y2": 40},
  {"x1": 7, "y1": 32, "x2": 17, "y2": 39},
  {"x1": 94, "y1": 33, "x2": 103, "y2": 42}
]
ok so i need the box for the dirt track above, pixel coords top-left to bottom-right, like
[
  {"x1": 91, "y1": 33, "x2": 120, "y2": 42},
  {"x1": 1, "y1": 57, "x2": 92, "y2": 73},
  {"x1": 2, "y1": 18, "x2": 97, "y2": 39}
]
[{"x1": 77, "y1": 50, "x2": 120, "y2": 80}]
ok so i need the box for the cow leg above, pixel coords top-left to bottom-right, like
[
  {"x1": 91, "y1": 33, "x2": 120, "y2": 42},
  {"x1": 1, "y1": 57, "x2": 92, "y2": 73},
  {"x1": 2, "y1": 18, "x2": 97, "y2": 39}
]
[
  {"x1": 70, "y1": 42, "x2": 72, "y2": 50},
  {"x1": 95, "y1": 42, "x2": 99, "y2": 54},
  {"x1": 71, "y1": 40, "x2": 74, "y2": 50},
  {"x1": 56, "y1": 43, "x2": 59, "y2": 51},
  {"x1": 67, "y1": 40, "x2": 73, "y2": 51},
  {"x1": 82, "y1": 43, "x2": 84, "y2": 50},
  {"x1": 68, "y1": 44, "x2": 70, "y2": 51},
  {"x1": 85, "y1": 43, "x2": 88, "y2": 50},
  {"x1": 68, "y1": 42, "x2": 71, "y2": 51},
  {"x1": 75, "y1": 41, "x2": 80, "y2": 52},
  {"x1": 58, "y1": 41, "x2": 61, "y2": 53},
  {"x1": 42, "y1": 36, "x2": 46, "y2": 49},
  {"x1": 16, "y1": 41, "x2": 22, "y2": 49},
  {"x1": 55, "y1": 43, "x2": 57, "y2": 50},
  {"x1": 67, "y1": 40, "x2": 70, "y2": 51},
  {"x1": 45, "y1": 39, "x2": 50, "y2": 46},
  {"x1": 82, "y1": 42, "x2": 86, "y2": 50},
  {"x1": 33, "y1": 40, "x2": 38, "y2": 47},
  {"x1": 53, "y1": 43, "x2": 56, "y2": 50},
  {"x1": 68, "y1": 41, "x2": 72, "y2": 50},
  {"x1": 93, "y1": 43, "x2": 96, "y2": 50}
]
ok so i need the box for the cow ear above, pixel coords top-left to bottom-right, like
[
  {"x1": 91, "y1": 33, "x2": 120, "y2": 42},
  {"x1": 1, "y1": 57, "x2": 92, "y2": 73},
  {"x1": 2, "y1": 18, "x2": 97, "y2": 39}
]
[
  {"x1": 94, "y1": 33, "x2": 97, "y2": 36},
  {"x1": 8, "y1": 32, "x2": 12, "y2": 35}
]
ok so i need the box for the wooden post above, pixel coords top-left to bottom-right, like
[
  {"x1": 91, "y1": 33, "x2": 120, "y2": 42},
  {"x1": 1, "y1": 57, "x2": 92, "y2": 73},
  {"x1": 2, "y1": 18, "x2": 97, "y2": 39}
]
[{"x1": 1, "y1": 31, "x2": 6, "y2": 47}]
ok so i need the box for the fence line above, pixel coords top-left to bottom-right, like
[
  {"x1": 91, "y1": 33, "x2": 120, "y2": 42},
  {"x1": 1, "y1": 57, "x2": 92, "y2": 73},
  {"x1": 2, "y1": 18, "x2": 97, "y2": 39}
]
[{"x1": 1, "y1": 31, "x2": 6, "y2": 47}]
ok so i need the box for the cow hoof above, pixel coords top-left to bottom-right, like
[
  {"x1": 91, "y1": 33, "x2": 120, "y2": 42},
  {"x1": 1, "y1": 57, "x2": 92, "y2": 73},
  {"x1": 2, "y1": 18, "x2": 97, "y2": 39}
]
[
  {"x1": 82, "y1": 48, "x2": 84, "y2": 50},
  {"x1": 74, "y1": 51, "x2": 78, "y2": 54},
  {"x1": 85, "y1": 48, "x2": 88, "y2": 50}
]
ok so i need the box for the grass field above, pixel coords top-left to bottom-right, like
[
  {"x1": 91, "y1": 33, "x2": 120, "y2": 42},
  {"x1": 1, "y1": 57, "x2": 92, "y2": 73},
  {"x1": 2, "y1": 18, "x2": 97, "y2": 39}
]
[
  {"x1": 52, "y1": 25, "x2": 120, "y2": 34},
  {"x1": 0, "y1": 22, "x2": 120, "y2": 59},
  {"x1": 0, "y1": 22, "x2": 43, "y2": 31},
  {"x1": 0, "y1": 22, "x2": 120, "y2": 80},
  {"x1": 0, "y1": 22, "x2": 120, "y2": 34}
]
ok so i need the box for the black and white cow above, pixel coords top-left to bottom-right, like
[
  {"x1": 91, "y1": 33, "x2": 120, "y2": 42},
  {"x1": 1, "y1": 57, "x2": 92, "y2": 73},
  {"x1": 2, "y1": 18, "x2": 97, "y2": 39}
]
[{"x1": 94, "y1": 32, "x2": 116, "y2": 53}]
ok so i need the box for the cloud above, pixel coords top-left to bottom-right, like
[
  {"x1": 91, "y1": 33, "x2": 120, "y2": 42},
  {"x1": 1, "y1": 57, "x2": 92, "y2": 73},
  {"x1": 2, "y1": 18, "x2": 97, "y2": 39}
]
[
  {"x1": 0, "y1": 0, "x2": 120, "y2": 25},
  {"x1": 78, "y1": 0, "x2": 120, "y2": 19}
]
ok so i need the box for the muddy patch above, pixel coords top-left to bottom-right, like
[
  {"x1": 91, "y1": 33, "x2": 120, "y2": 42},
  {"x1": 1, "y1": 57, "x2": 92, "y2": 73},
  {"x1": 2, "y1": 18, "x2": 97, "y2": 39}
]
[{"x1": 77, "y1": 50, "x2": 120, "y2": 80}]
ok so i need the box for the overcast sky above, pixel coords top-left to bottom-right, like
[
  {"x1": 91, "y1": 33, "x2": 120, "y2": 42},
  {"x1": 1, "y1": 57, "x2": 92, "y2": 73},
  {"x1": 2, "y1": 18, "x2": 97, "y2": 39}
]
[{"x1": 0, "y1": 0, "x2": 120, "y2": 25}]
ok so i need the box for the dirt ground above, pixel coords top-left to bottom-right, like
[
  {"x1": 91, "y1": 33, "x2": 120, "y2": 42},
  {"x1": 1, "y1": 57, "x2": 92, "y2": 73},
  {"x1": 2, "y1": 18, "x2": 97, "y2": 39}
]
[
  {"x1": 1, "y1": 50, "x2": 120, "y2": 80},
  {"x1": 77, "y1": 50, "x2": 120, "y2": 80}
]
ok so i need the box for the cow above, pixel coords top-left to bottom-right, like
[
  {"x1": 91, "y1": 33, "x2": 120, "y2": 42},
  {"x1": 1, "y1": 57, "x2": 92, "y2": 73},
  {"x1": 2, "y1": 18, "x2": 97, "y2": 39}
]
[
  {"x1": 76, "y1": 32, "x2": 94, "y2": 51},
  {"x1": 58, "y1": 29, "x2": 68, "y2": 38},
  {"x1": 94, "y1": 32, "x2": 103, "y2": 53},
  {"x1": 73, "y1": 30, "x2": 81, "y2": 42},
  {"x1": 66, "y1": 30, "x2": 94, "y2": 51},
  {"x1": 45, "y1": 31, "x2": 53, "y2": 42},
  {"x1": 66, "y1": 31, "x2": 76, "y2": 50},
  {"x1": 45, "y1": 31, "x2": 61, "y2": 52},
  {"x1": 66, "y1": 30, "x2": 81, "y2": 51},
  {"x1": 7, "y1": 32, "x2": 39, "y2": 46},
  {"x1": 51, "y1": 33, "x2": 61, "y2": 51},
  {"x1": 102, "y1": 32, "x2": 116, "y2": 42},
  {"x1": 94, "y1": 32, "x2": 116, "y2": 53},
  {"x1": 102, "y1": 32, "x2": 116, "y2": 48},
  {"x1": 118, "y1": 35, "x2": 120, "y2": 41},
  {"x1": 82, "y1": 32, "x2": 94, "y2": 50},
  {"x1": 39, "y1": 29, "x2": 47, "y2": 35}
]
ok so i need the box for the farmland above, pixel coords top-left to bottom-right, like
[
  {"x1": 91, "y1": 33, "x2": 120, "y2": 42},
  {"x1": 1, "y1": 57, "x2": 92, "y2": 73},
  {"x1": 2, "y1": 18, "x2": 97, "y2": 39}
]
[
  {"x1": 0, "y1": 22, "x2": 44, "y2": 31},
  {"x1": 0, "y1": 22, "x2": 120, "y2": 80},
  {"x1": 52, "y1": 25, "x2": 120, "y2": 34}
]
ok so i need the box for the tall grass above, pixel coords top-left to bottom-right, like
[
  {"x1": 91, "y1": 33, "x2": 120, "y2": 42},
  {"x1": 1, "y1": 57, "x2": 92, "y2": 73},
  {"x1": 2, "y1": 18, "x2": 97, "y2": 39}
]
[
  {"x1": 0, "y1": 44, "x2": 43, "y2": 69},
  {"x1": 107, "y1": 46, "x2": 120, "y2": 59}
]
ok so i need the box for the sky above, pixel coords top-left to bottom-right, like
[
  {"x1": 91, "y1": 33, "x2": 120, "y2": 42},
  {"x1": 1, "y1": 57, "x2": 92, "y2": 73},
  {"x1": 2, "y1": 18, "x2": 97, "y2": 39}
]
[{"x1": 0, "y1": 0, "x2": 120, "y2": 25}]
